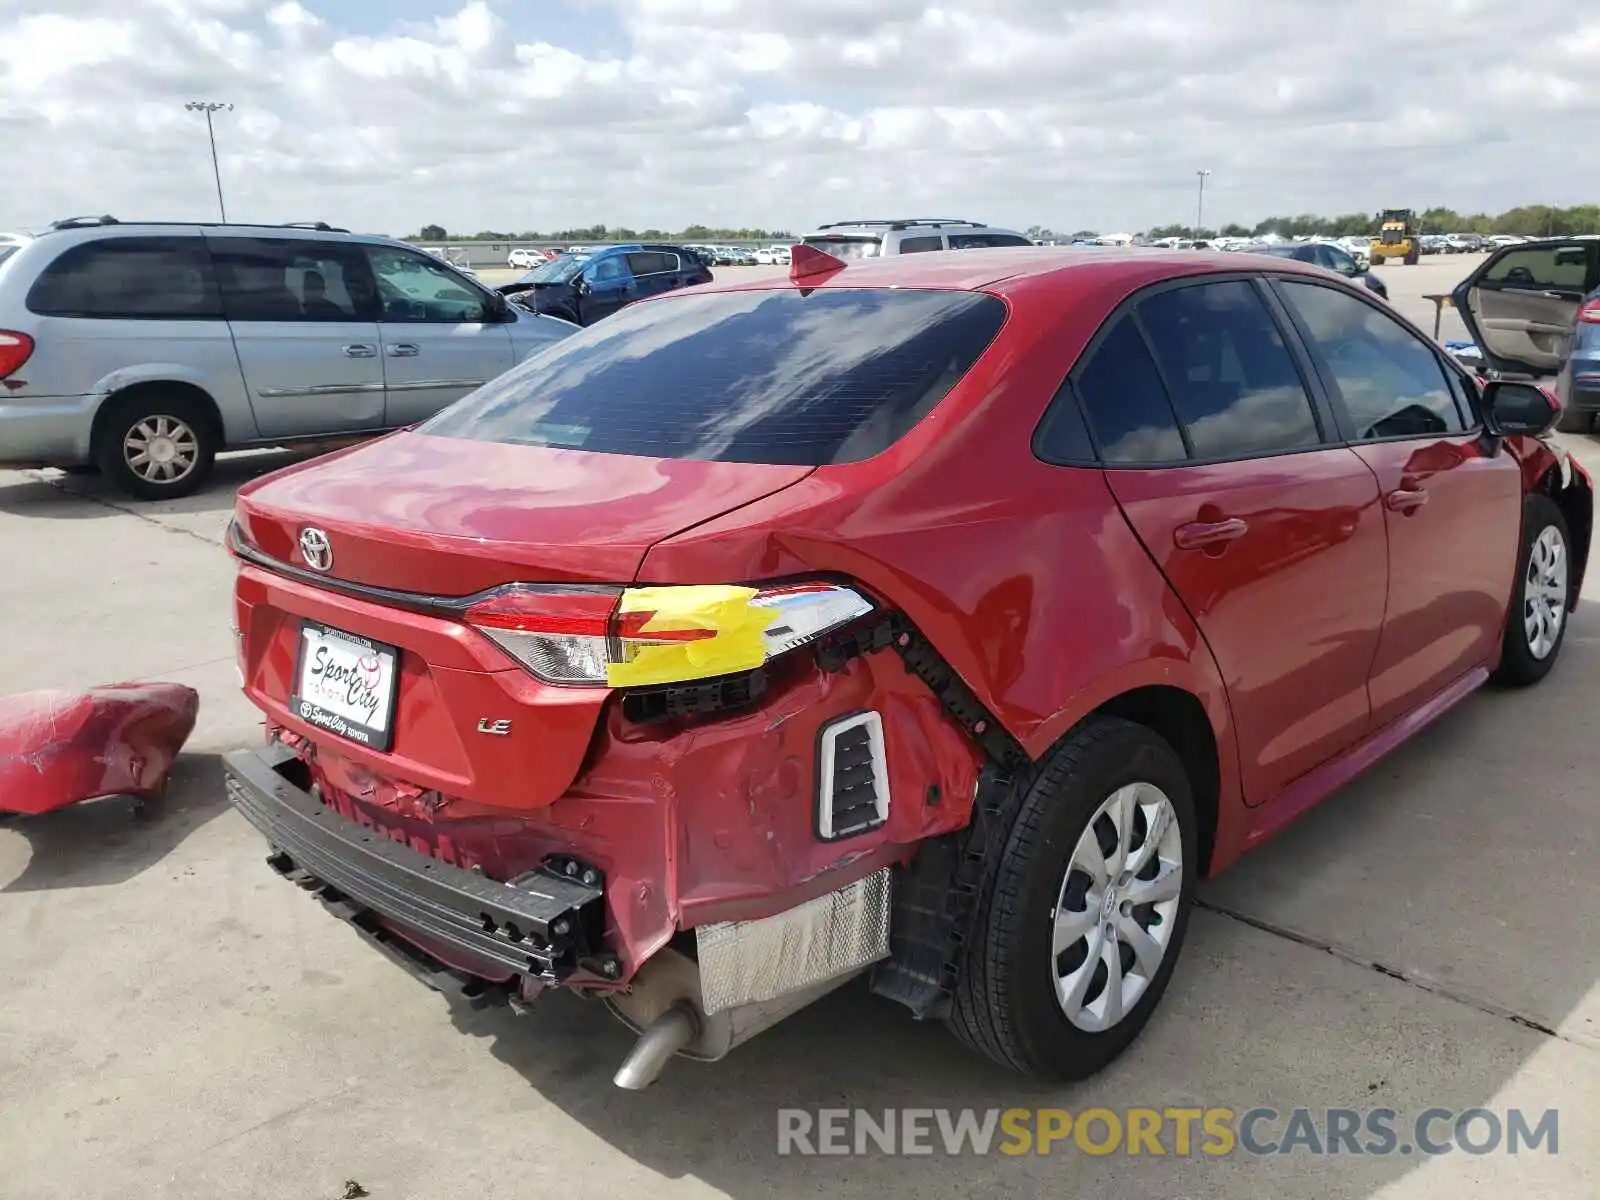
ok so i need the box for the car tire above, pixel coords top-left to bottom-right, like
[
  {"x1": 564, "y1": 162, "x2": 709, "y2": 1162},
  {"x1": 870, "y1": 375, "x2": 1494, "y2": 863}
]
[
  {"x1": 1492, "y1": 494, "x2": 1573, "y2": 687},
  {"x1": 93, "y1": 391, "x2": 218, "y2": 501},
  {"x1": 945, "y1": 716, "x2": 1198, "y2": 1080}
]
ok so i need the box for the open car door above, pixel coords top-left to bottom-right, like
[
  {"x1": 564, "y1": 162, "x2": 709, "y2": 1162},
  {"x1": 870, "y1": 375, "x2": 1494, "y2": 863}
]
[{"x1": 1452, "y1": 239, "x2": 1600, "y2": 376}]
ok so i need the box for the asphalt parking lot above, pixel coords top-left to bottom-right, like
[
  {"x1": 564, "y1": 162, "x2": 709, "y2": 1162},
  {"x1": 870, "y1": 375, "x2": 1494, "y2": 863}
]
[{"x1": 1, "y1": 254, "x2": 1597, "y2": 1199}]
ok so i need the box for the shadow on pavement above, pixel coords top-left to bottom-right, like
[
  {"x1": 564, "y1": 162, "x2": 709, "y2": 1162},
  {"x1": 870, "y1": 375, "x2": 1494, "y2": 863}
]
[
  {"x1": 0, "y1": 752, "x2": 231, "y2": 893},
  {"x1": 0, "y1": 446, "x2": 337, "y2": 521},
  {"x1": 419, "y1": 614, "x2": 1600, "y2": 1197}
]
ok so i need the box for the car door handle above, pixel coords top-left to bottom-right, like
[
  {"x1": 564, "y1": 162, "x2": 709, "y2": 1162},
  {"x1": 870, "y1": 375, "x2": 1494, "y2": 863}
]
[
  {"x1": 342, "y1": 344, "x2": 376, "y2": 358},
  {"x1": 386, "y1": 343, "x2": 420, "y2": 357},
  {"x1": 1174, "y1": 518, "x2": 1249, "y2": 550},
  {"x1": 1384, "y1": 488, "x2": 1429, "y2": 514}
]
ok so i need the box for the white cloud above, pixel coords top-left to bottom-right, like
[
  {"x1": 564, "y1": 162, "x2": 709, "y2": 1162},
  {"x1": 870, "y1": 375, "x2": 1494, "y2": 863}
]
[{"x1": 0, "y1": 0, "x2": 1595, "y2": 237}]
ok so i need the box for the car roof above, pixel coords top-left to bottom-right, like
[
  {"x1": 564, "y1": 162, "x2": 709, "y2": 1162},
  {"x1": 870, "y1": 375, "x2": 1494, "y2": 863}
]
[{"x1": 690, "y1": 246, "x2": 1338, "y2": 297}]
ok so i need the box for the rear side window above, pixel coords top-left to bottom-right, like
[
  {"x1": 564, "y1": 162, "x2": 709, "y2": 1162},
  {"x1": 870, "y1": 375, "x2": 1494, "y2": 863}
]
[
  {"x1": 948, "y1": 233, "x2": 1033, "y2": 249},
  {"x1": 26, "y1": 236, "x2": 223, "y2": 319},
  {"x1": 626, "y1": 251, "x2": 678, "y2": 276},
  {"x1": 1484, "y1": 245, "x2": 1589, "y2": 290},
  {"x1": 421, "y1": 288, "x2": 1007, "y2": 465},
  {"x1": 898, "y1": 236, "x2": 944, "y2": 254},
  {"x1": 1135, "y1": 281, "x2": 1323, "y2": 459},
  {"x1": 1072, "y1": 317, "x2": 1187, "y2": 464},
  {"x1": 208, "y1": 237, "x2": 377, "y2": 322}
]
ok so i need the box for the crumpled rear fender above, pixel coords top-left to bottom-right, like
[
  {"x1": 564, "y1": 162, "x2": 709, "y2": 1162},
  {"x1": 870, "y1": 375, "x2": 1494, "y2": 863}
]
[{"x1": 0, "y1": 683, "x2": 200, "y2": 815}]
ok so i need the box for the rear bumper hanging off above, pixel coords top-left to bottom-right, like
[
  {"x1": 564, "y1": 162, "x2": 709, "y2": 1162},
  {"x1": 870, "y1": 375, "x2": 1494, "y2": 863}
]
[{"x1": 222, "y1": 742, "x2": 610, "y2": 985}]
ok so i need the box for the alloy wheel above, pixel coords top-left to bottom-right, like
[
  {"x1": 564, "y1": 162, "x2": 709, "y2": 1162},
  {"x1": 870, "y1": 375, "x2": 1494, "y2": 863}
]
[
  {"x1": 1524, "y1": 524, "x2": 1569, "y2": 660},
  {"x1": 123, "y1": 415, "x2": 200, "y2": 485},
  {"x1": 1051, "y1": 782, "x2": 1183, "y2": 1032}
]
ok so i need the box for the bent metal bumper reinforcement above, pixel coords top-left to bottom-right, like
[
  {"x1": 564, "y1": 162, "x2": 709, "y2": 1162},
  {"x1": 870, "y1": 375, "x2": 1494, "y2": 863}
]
[{"x1": 221, "y1": 742, "x2": 608, "y2": 984}]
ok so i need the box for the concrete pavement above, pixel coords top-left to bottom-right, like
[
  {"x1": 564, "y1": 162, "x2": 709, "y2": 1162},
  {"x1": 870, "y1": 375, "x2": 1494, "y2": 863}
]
[{"x1": 0, "y1": 256, "x2": 1596, "y2": 1200}]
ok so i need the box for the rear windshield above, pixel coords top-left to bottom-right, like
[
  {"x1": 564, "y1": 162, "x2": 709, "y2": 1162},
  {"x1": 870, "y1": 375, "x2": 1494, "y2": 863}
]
[
  {"x1": 421, "y1": 288, "x2": 1007, "y2": 465},
  {"x1": 803, "y1": 236, "x2": 882, "y2": 260}
]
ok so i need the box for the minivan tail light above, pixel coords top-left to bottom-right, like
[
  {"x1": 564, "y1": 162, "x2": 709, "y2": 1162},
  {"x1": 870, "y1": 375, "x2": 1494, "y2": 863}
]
[
  {"x1": 1579, "y1": 299, "x2": 1600, "y2": 324},
  {"x1": 0, "y1": 330, "x2": 34, "y2": 378},
  {"x1": 465, "y1": 582, "x2": 874, "y2": 687}
]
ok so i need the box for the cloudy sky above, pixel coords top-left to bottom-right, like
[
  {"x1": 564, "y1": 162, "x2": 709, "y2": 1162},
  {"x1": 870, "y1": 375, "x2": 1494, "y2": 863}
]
[{"x1": 0, "y1": 0, "x2": 1594, "y2": 237}]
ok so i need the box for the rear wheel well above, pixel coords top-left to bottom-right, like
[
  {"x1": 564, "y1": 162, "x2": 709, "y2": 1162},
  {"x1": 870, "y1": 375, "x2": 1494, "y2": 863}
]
[
  {"x1": 1095, "y1": 686, "x2": 1220, "y2": 874},
  {"x1": 91, "y1": 381, "x2": 223, "y2": 454}
]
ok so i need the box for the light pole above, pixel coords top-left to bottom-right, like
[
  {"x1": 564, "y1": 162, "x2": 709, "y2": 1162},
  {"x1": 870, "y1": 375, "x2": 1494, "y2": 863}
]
[
  {"x1": 185, "y1": 100, "x2": 233, "y2": 221},
  {"x1": 1195, "y1": 168, "x2": 1211, "y2": 235}
]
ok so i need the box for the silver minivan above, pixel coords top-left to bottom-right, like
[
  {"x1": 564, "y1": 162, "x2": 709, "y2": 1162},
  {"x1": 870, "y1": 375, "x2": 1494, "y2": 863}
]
[{"x1": 0, "y1": 217, "x2": 577, "y2": 499}]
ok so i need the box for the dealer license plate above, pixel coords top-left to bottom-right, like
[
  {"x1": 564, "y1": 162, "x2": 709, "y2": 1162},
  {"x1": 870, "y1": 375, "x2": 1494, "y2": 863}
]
[{"x1": 290, "y1": 621, "x2": 400, "y2": 751}]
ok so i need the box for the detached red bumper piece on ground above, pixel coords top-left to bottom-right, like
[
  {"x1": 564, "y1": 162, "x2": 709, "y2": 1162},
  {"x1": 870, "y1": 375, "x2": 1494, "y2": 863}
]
[{"x1": 0, "y1": 683, "x2": 200, "y2": 815}]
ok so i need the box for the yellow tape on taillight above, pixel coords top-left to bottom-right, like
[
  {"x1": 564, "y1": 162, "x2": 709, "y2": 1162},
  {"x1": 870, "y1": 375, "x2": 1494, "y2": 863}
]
[{"x1": 604, "y1": 585, "x2": 778, "y2": 687}]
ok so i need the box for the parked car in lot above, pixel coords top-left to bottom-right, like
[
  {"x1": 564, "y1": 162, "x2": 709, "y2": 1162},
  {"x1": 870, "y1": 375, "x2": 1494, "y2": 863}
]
[
  {"x1": 221, "y1": 244, "x2": 1591, "y2": 1090},
  {"x1": 498, "y1": 243, "x2": 712, "y2": 326},
  {"x1": 1252, "y1": 241, "x2": 1389, "y2": 299},
  {"x1": 800, "y1": 218, "x2": 1034, "y2": 259},
  {"x1": 0, "y1": 217, "x2": 577, "y2": 499},
  {"x1": 1453, "y1": 238, "x2": 1600, "y2": 431},
  {"x1": 507, "y1": 248, "x2": 544, "y2": 269}
]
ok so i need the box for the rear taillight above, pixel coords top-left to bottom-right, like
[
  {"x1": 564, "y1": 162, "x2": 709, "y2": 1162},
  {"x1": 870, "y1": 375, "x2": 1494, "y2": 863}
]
[
  {"x1": 1579, "y1": 300, "x2": 1600, "y2": 324},
  {"x1": 0, "y1": 330, "x2": 34, "y2": 378},
  {"x1": 465, "y1": 582, "x2": 874, "y2": 687}
]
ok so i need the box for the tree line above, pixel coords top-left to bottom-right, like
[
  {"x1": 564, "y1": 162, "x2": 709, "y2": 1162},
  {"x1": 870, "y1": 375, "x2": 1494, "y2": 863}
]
[
  {"x1": 1137, "y1": 203, "x2": 1600, "y2": 243},
  {"x1": 412, "y1": 223, "x2": 795, "y2": 243}
]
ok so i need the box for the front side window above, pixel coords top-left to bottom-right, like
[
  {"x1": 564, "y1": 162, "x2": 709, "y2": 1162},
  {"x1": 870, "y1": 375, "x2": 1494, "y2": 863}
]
[
  {"x1": 588, "y1": 256, "x2": 629, "y2": 284},
  {"x1": 1280, "y1": 280, "x2": 1467, "y2": 439},
  {"x1": 803, "y1": 236, "x2": 881, "y2": 260},
  {"x1": 27, "y1": 236, "x2": 223, "y2": 319},
  {"x1": 1135, "y1": 280, "x2": 1323, "y2": 459},
  {"x1": 365, "y1": 247, "x2": 488, "y2": 323},
  {"x1": 208, "y1": 238, "x2": 376, "y2": 322},
  {"x1": 1324, "y1": 246, "x2": 1359, "y2": 275},
  {"x1": 421, "y1": 288, "x2": 1007, "y2": 466}
]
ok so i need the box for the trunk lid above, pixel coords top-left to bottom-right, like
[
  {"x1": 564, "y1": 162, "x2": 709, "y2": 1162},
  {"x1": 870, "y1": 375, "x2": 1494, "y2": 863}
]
[{"x1": 234, "y1": 430, "x2": 815, "y2": 593}]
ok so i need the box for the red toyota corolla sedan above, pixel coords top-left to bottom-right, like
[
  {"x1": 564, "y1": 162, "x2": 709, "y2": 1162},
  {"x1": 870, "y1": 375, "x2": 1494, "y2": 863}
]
[{"x1": 222, "y1": 245, "x2": 1592, "y2": 1089}]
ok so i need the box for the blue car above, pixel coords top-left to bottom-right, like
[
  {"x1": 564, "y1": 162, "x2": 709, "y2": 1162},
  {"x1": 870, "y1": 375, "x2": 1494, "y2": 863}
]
[
  {"x1": 498, "y1": 243, "x2": 712, "y2": 326},
  {"x1": 1452, "y1": 239, "x2": 1600, "y2": 432}
]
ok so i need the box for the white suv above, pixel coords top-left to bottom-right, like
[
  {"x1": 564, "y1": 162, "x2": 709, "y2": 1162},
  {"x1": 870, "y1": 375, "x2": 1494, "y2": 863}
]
[
  {"x1": 0, "y1": 216, "x2": 577, "y2": 499},
  {"x1": 800, "y1": 218, "x2": 1034, "y2": 260}
]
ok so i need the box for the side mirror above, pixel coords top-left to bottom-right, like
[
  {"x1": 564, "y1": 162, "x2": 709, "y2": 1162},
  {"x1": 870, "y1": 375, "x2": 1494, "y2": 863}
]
[
  {"x1": 1483, "y1": 379, "x2": 1560, "y2": 438},
  {"x1": 575, "y1": 277, "x2": 592, "y2": 296}
]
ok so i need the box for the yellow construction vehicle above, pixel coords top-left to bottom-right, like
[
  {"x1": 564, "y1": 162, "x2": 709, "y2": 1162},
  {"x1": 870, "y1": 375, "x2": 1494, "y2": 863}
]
[{"x1": 1369, "y1": 209, "x2": 1420, "y2": 265}]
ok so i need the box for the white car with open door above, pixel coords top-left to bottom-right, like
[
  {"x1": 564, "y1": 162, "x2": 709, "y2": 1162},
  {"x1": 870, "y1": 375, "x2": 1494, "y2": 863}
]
[{"x1": 1452, "y1": 239, "x2": 1600, "y2": 432}]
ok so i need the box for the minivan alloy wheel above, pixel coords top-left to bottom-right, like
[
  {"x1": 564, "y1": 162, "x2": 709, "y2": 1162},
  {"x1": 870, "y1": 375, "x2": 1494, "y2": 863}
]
[
  {"x1": 123, "y1": 415, "x2": 200, "y2": 484},
  {"x1": 1052, "y1": 781, "x2": 1183, "y2": 1032},
  {"x1": 1524, "y1": 524, "x2": 1569, "y2": 660}
]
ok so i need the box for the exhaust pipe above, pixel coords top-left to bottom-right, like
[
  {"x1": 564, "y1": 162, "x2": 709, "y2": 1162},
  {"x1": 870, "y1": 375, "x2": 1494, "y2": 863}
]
[{"x1": 612, "y1": 1002, "x2": 699, "y2": 1090}]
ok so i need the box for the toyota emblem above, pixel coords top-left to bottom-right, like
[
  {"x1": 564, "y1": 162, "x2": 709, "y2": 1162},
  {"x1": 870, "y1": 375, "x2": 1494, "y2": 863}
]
[{"x1": 299, "y1": 527, "x2": 333, "y2": 572}]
